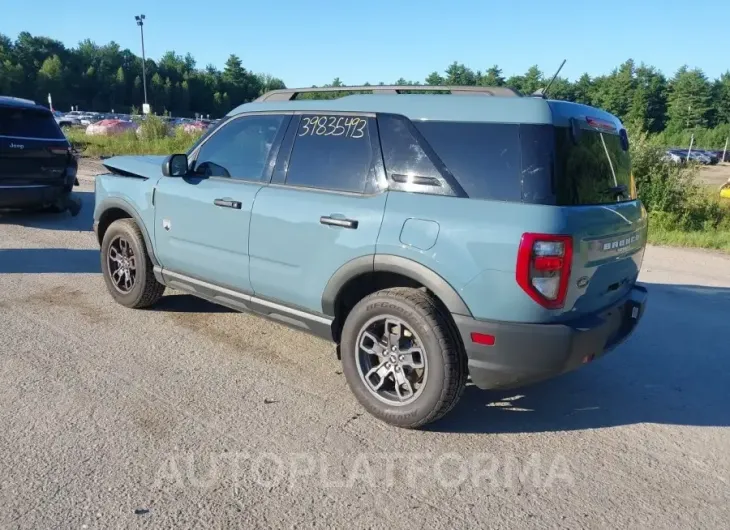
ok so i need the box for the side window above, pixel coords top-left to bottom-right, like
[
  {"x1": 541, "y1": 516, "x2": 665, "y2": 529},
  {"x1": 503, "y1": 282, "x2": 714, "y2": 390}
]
[
  {"x1": 193, "y1": 115, "x2": 285, "y2": 181},
  {"x1": 284, "y1": 115, "x2": 373, "y2": 193},
  {"x1": 414, "y1": 121, "x2": 522, "y2": 201},
  {"x1": 377, "y1": 114, "x2": 444, "y2": 189}
]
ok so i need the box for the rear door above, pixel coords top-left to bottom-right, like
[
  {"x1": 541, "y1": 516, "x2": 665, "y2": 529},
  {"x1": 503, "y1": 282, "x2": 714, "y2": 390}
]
[
  {"x1": 0, "y1": 105, "x2": 71, "y2": 186},
  {"x1": 548, "y1": 104, "x2": 647, "y2": 315},
  {"x1": 249, "y1": 113, "x2": 387, "y2": 314}
]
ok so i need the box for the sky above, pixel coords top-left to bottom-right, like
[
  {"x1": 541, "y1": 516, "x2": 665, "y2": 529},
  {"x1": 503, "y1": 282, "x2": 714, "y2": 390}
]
[{"x1": 2, "y1": 0, "x2": 727, "y2": 87}]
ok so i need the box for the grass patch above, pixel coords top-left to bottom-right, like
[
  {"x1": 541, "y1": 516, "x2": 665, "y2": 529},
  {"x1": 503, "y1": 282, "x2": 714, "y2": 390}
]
[
  {"x1": 648, "y1": 227, "x2": 730, "y2": 251},
  {"x1": 65, "y1": 127, "x2": 202, "y2": 157}
]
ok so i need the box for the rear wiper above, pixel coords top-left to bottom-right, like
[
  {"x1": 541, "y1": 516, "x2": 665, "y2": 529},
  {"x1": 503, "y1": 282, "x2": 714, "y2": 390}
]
[{"x1": 606, "y1": 184, "x2": 628, "y2": 199}]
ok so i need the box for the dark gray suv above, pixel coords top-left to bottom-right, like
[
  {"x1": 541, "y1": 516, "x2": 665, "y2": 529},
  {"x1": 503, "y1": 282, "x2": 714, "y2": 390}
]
[{"x1": 0, "y1": 96, "x2": 79, "y2": 213}]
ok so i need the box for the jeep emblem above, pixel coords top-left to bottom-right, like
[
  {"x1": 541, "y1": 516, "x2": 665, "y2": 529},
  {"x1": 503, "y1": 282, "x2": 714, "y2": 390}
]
[
  {"x1": 577, "y1": 276, "x2": 589, "y2": 288},
  {"x1": 9, "y1": 143, "x2": 25, "y2": 149}
]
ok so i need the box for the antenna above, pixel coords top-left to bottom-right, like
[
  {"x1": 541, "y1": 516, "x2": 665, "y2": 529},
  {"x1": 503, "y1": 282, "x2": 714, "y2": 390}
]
[{"x1": 537, "y1": 59, "x2": 567, "y2": 99}]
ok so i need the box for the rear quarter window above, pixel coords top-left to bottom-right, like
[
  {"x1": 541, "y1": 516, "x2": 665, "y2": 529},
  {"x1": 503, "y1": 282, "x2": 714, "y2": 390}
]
[
  {"x1": 0, "y1": 107, "x2": 65, "y2": 139},
  {"x1": 414, "y1": 121, "x2": 522, "y2": 201}
]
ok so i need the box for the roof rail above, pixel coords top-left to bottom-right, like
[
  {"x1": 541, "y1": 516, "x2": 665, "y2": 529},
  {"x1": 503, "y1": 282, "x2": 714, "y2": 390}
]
[{"x1": 254, "y1": 85, "x2": 522, "y2": 102}]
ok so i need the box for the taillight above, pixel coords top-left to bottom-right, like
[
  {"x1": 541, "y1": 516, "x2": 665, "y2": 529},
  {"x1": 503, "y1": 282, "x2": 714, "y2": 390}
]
[{"x1": 516, "y1": 233, "x2": 573, "y2": 309}]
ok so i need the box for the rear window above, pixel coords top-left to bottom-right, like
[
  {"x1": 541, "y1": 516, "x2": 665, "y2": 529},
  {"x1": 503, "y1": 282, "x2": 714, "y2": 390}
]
[
  {"x1": 0, "y1": 107, "x2": 65, "y2": 139},
  {"x1": 553, "y1": 125, "x2": 634, "y2": 205}
]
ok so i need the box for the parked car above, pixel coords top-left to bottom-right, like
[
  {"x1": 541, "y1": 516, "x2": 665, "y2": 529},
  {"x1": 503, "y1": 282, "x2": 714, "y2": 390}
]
[
  {"x1": 54, "y1": 111, "x2": 82, "y2": 128},
  {"x1": 180, "y1": 120, "x2": 209, "y2": 134},
  {"x1": 92, "y1": 85, "x2": 648, "y2": 428},
  {"x1": 86, "y1": 119, "x2": 137, "y2": 136},
  {"x1": 0, "y1": 95, "x2": 80, "y2": 214},
  {"x1": 662, "y1": 150, "x2": 683, "y2": 164},
  {"x1": 694, "y1": 149, "x2": 719, "y2": 165},
  {"x1": 78, "y1": 112, "x2": 102, "y2": 126},
  {"x1": 687, "y1": 150, "x2": 712, "y2": 164}
]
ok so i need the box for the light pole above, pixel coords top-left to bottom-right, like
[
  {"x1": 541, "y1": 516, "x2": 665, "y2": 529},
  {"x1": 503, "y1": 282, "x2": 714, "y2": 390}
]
[{"x1": 134, "y1": 14, "x2": 148, "y2": 110}]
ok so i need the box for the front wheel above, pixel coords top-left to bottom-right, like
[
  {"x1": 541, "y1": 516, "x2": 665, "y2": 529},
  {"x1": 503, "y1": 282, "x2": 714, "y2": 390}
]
[
  {"x1": 340, "y1": 288, "x2": 467, "y2": 429},
  {"x1": 100, "y1": 218, "x2": 165, "y2": 308}
]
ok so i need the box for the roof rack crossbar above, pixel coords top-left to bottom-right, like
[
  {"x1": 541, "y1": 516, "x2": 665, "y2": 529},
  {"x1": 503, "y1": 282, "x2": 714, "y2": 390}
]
[{"x1": 255, "y1": 85, "x2": 522, "y2": 102}]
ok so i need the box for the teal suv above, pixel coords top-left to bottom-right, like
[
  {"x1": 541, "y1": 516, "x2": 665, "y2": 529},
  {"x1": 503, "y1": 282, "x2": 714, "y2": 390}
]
[{"x1": 93, "y1": 85, "x2": 648, "y2": 428}]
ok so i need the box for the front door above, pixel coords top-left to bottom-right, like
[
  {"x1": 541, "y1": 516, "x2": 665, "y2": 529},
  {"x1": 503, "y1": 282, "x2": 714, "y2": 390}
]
[{"x1": 153, "y1": 114, "x2": 290, "y2": 294}]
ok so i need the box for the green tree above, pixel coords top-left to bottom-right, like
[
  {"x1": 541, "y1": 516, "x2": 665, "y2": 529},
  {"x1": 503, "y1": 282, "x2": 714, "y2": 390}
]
[
  {"x1": 573, "y1": 73, "x2": 594, "y2": 105},
  {"x1": 111, "y1": 66, "x2": 126, "y2": 111},
  {"x1": 479, "y1": 65, "x2": 505, "y2": 87},
  {"x1": 256, "y1": 73, "x2": 286, "y2": 95},
  {"x1": 37, "y1": 55, "x2": 64, "y2": 106},
  {"x1": 444, "y1": 62, "x2": 477, "y2": 86},
  {"x1": 627, "y1": 65, "x2": 667, "y2": 133},
  {"x1": 507, "y1": 65, "x2": 543, "y2": 95},
  {"x1": 593, "y1": 59, "x2": 635, "y2": 121},
  {"x1": 132, "y1": 75, "x2": 143, "y2": 107},
  {"x1": 712, "y1": 72, "x2": 730, "y2": 126},
  {"x1": 666, "y1": 66, "x2": 713, "y2": 130},
  {"x1": 222, "y1": 54, "x2": 260, "y2": 105},
  {"x1": 425, "y1": 71, "x2": 444, "y2": 85},
  {"x1": 150, "y1": 72, "x2": 165, "y2": 112},
  {"x1": 179, "y1": 80, "x2": 191, "y2": 113}
]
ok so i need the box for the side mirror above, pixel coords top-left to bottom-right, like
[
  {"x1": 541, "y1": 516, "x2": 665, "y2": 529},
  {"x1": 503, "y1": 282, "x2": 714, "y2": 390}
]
[{"x1": 162, "y1": 153, "x2": 189, "y2": 177}]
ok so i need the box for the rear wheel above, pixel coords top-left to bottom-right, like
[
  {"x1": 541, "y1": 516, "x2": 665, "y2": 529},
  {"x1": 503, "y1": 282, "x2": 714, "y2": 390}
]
[
  {"x1": 100, "y1": 218, "x2": 165, "y2": 308},
  {"x1": 40, "y1": 190, "x2": 75, "y2": 214},
  {"x1": 340, "y1": 288, "x2": 466, "y2": 429}
]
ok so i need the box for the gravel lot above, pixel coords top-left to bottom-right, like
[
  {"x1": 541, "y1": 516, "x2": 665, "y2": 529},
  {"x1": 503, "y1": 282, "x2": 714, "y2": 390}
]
[{"x1": 1, "y1": 177, "x2": 728, "y2": 529}]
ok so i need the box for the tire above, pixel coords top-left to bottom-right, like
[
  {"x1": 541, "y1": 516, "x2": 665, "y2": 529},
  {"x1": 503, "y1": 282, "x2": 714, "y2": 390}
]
[
  {"x1": 100, "y1": 218, "x2": 165, "y2": 308},
  {"x1": 340, "y1": 287, "x2": 467, "y2": 429},
  {"x1": 38, "y1": 191, "x2": 71, "y2": 214}
]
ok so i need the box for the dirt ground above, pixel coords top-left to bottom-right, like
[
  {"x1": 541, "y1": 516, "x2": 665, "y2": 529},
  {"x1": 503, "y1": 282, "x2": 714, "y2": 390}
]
[{"x1": 699, "y1": 163, "x2": 730, "y2": 188}]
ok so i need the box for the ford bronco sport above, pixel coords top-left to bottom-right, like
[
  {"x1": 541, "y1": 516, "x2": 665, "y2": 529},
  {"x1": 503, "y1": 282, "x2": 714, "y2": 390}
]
[{"x1": 93, "y1": 85, "x2": 648, "y2": 428}]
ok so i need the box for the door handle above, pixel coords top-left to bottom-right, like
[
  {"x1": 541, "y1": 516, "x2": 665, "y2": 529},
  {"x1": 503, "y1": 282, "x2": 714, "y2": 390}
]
[
  {"x1": 320, "y1": 216, "x2": 359, "y2": 229},
  {"x1": 214, "y1": 198, "x2": 242, "y2": 209}
]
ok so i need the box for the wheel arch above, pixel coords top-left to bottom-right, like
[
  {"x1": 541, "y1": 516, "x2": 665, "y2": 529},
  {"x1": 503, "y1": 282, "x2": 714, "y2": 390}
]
[
  {"x1": 95, "y1": 198, "x2": 159, "y2": 267},
  {"x1": 322, "y1": 254, "x2": 472, "y2": 324}
]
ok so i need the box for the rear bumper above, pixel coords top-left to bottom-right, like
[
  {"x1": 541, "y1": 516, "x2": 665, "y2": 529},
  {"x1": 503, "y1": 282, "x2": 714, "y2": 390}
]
[
  {"x1": 454, "y1": 284, "x2": 648, "y2": 390},
  {"x1": 0, "y1": 184, "x2": 68, "y2": 209}
]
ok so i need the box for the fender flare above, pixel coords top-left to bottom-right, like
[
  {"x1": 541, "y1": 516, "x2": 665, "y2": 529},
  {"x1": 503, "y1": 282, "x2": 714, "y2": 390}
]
[
  {"x1": 95, "y1": 197, "x2": 159, "y2": 267},
  {"x1": 321, "y1": 254, "x2": 472, "y2": 317}
]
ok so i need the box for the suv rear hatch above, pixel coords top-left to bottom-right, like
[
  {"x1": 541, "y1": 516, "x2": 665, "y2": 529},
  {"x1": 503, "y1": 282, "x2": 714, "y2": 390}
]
[
  {"x1": 0, "y1": 104, "x2": 73, "y2": 186},
  {"x1": 541, "y1": 101, "x2": 647, "y2": 317}
]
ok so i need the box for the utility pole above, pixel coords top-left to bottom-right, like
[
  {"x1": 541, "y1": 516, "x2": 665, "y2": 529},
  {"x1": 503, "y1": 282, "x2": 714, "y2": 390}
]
[
  {"x1": 134, "y1": 14, "x2": 149, "y2": 113},
  {"x1": 687, "y1": 134, "x2": 694, "y2": 162},
  {"x1": 722, "y1": 137, "x2": 728, "y2": 164}
]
